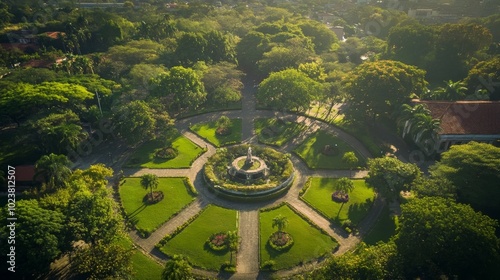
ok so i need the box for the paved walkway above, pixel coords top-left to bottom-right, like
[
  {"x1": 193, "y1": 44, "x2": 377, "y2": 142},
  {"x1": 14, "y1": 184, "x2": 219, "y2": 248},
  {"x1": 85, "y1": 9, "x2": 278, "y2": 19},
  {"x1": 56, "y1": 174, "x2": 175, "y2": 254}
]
[{"x1": 117, "y1": 79, "x2": 388, "y2": 279}]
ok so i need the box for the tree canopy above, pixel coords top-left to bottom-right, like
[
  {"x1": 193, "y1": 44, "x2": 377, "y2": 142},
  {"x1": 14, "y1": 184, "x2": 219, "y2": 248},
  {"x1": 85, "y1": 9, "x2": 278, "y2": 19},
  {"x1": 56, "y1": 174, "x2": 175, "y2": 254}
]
[
  {"x1": 430, "y1": 142, "x2": 500, "y2": 219},
  {"x1": 343, "y1": 60, "x2": 428, "y2": 122},
  {"x1": 257, "y1": 69, "x2": 322, "y2": 112}
]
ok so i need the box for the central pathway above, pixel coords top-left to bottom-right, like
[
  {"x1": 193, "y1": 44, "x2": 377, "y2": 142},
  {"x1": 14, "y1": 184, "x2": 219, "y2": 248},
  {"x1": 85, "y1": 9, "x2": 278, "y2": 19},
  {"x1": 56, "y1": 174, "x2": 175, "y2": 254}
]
[{"x1": 121, "y1": 79, "x2": 385, "y2": 279}]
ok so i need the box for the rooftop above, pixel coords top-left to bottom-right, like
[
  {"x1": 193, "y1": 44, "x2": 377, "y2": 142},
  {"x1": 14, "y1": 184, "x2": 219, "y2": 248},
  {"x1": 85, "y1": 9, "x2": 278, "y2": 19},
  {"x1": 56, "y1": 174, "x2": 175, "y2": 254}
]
[{"x1": 413, "y1": 100, "x2": 500, "y2": 135}]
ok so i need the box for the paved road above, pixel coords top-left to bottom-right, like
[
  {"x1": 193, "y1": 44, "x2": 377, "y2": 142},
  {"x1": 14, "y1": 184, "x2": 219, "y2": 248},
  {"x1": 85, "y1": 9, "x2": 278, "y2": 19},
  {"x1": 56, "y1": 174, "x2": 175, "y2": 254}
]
[{"x1": 114, "y1": 79, "x2": 388, "y2": 279}]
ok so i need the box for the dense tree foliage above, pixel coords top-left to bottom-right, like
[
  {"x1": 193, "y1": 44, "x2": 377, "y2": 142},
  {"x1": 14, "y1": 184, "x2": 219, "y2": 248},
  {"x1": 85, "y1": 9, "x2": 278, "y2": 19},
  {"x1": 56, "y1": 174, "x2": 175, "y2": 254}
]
[
  {"x1": 430, "y1": 142, "x2": 500, "y2": 218},
  {"x1": 366, "y1": 157, "x2": 421, "y2": 200},
  {"x1": 0, "y1": 200, "x2": 66, "y2": 278},
  {"x1": 395, "y1": 197, "x2": 500, "y2": 279},
  {"x1": 343, "y1": 60, "x2": 427, "y2": 122},
  {"x1": 257, "y1": 69, "x2": 322, "y2": 112}
]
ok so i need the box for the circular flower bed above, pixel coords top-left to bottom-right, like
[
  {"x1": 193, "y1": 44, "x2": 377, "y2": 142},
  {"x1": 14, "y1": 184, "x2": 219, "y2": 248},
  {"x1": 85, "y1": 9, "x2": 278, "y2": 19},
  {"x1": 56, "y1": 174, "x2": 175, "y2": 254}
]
[
  {"x1": 154, "y1": 147, "x2": 178, "y2": 160},
  {"x1": 322, "y1": 144, "x2": 339, "y2": 156},
  {"x1": 332, "y1": 191, "x2": 349, "y2": 203},
  {"x1": 143, "y1": 191, "x2": 164, "y2": 204},
  {"x1": 268, "y1": 231, "x2": 294, "y2": 251},
  {"x1": 206, "y1": 232, "x2": 228, "y2": 251},
  {"x1": 216, "y1": 127, "x2": 232, "y2": 136}
]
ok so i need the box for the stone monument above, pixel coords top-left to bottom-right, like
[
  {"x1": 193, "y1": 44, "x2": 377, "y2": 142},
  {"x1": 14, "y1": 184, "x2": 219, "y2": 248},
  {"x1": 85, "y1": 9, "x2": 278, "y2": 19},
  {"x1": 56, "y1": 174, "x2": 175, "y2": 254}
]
[{"x1": 246, "y1": 146, "x2": 254, "y2": 164}]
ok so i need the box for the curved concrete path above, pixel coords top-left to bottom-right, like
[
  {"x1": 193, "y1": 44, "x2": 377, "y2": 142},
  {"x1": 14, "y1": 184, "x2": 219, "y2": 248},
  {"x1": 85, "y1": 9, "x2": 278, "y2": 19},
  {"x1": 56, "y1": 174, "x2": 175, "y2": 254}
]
[{"x1": 121, "y1": 81, "x2": 385, "y2": 279}]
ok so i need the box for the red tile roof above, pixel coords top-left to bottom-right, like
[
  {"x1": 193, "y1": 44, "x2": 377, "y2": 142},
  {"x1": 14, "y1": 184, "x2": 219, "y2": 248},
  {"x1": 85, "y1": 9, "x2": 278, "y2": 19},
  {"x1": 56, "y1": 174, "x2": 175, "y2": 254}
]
[
  {"x1": 413, "y1": 100, "x2": 500, "y2": 135},
  {"x1": 14, "y1": 165, "x2": 37, "y2": 182}
]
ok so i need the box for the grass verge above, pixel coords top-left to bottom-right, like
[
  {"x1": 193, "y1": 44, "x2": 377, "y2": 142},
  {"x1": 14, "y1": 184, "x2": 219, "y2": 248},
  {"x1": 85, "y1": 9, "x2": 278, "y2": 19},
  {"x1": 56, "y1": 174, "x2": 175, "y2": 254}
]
[
  {"x1": 190, "y1": 119, "x2": 242, "y2": 147},
  {"x1": 259, "y1": 203, "x2": 338, "y2": 270},
  {"x1": 158, "y1": 205, "x2": 237, "y2": 271},
  {"x1": 301, "y1": 178, "x2": 375, "y2": 224},
  {"x1": 119, "y1": 177, "x2": 196, "y2": 236},
  {"x1": 293, "y1": 130, "x2": 366, "y2": 169}
]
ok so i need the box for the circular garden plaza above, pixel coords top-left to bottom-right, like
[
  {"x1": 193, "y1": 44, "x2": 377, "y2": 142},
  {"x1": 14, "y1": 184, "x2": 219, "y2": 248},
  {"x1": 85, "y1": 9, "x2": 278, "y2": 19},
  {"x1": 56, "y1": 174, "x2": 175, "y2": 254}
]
[{"x1": 117, "y1": 94, "x2": 387, "y2": 279}]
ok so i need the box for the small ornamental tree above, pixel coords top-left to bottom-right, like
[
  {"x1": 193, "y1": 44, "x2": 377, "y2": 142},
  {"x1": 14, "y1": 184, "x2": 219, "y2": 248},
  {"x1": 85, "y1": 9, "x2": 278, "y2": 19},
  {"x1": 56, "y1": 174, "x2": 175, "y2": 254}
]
[
  {"x1": 216, "y1": 116, "x2": 231, "y2": 130},
  {"x1": 342, "y1": 152, "x2": 359, "y2": 177},
  {"x1": 272, "y1": 215, "x2": 289, "y2": 236},
  {"x1": 140, "y1": 173, "x2": 159, "y2": 197}
]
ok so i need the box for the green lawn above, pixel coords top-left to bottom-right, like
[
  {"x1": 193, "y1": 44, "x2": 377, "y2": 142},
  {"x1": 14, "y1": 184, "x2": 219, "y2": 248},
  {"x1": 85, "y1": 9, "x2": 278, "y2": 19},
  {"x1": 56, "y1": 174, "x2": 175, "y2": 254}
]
[
  {"x1": 254, "y1": 118, "x2": 304, "y2": 146},
  {"x1": 301, "y1": 178, "x2": 376, "y2": 224},
  {"x1": 119, "y1": 177, "x2": 196, "y2": 235},
  {"x1": 190, "y1": 119, "x2": 242, "y2": 147},
  {"x1": 259, "y1": 204, "x2": 338, "y2": 270},
  {"x1": 293, "y1": 130, "x2": 366, "y2": 169},
  {"x1": 363, "y1": 204, "x2": 398, "y2": 245},
  {"x1": 115, "y1": 235, "x2": 163, "y2": 280},
  {"x1": 159, "y1": 205, "x2": 237, "y2": 270},
  {"x1": 125, "y1": 135, "x2": 204, "y2": 169}
]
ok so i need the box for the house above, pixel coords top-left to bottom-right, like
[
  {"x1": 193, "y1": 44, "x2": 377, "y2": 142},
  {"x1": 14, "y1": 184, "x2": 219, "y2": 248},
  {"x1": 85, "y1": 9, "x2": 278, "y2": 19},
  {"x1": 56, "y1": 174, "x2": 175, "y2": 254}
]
[{"x1": 413, "y1": 100, "x2": 500, "y2": 152}]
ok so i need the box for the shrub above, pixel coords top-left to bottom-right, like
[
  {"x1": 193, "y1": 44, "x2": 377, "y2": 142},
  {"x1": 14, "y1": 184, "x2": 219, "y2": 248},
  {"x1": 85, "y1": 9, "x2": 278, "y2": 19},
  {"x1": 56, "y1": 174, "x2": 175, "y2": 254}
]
[
  {"x1": 154, "y1": 147, "x2": 178, "y2": 159},
  {"x1": 261, "y1": 260, "x2": 276, "y2": 271}
]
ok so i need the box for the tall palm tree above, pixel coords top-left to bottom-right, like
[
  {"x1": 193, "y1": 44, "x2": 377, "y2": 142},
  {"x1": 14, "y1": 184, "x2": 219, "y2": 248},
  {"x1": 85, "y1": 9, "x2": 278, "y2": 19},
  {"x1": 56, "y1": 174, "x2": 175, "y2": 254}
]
[
  {"x1": 162, "y1": 255, "x2": 192, "y2": 280},
  {"x1": 396, "y1": 104, "x2": 430, "y2": 138},
  {"x1": 272, "y1": 215, "x2": 289, "y2": 238},
  {"x1": 140, "y1": 173, "x2": 159, "y2": 197},
  {"x1": 411, "y1": 113, "x2": 441, "y2": 155},
  {"x1": 34, "y1": 153, "x2": 72, "y2": 190}
]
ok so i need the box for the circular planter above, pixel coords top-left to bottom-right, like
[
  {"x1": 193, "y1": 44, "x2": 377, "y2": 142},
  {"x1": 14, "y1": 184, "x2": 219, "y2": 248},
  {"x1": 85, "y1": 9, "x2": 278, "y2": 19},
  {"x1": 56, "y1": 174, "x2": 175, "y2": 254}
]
[
  {"x1": 268, "y1": 231, "x2": 294, "y2": 251},
  {"x1": 154, "y1": 147, "x2": 178, "y2": 160},
  {"x1": 206, "y1": 232, "x2": 228, "y2": 251},
  {"x1": 143, "y1": 191, "x2": 164, "y2": 204}
]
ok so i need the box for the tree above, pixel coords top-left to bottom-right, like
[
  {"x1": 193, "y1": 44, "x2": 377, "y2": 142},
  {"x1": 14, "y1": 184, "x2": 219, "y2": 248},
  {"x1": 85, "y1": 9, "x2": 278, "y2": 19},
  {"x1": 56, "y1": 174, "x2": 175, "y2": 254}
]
[
  {"x1": 430, "y1": 142, "x2": 500, "y2": 219},
  {"x1": 272, "y1": 215, "x2": 289, "y2": 236},
  {"x1": 226, "y1": 230, "x2": 239, "y2": 265},
  {"x1": 72, "y1": 240, "x2": 133, "y2": 280},
  {"x1": 427, "y1": 80, "x2": 468, "y2": 101},
  {"x1": 257, "y1": 69, "x2": 322, "y2": 112},
  {"x1": 236, "y1": 31, "x2": 271, "y2": 74},
  {"x1": 343, "y1": 60, "x2": 428, "y2": 122},
  {"x1": 0, "y1": 81, "x2": 93, "y2": 127},
  {"x1": 0, "y1": 199, "x2": 66, "y2": 278},
  {"x1": 464, "y1": 56, "x2": 500, "y2": 100},
  {"x1": 299, "y1": 20, "x2": 339, "y2": 53},
  {"x1": 216, "y1": 116, "x2": 231, "y2": 131},
  {"x1": 334, "y1": 177, "x2": 355, "y2": 216},
  {"x1": 140, "y1": 173, "x2": 159, "y2": 197},
  {"x1": 34, "y1": 153, "x2": 72, "y2": 191},
  {"x1": 29, "y1": 110, "x2": 88, "y2": 154},
  {"x1": 162, "y1": 255, "x2": 193, "y2": 280},
  {"x1": 257, "y1": 44, "x2": 313, "y2": 77},
  {"x1": 70, "y1": 164, "x2": 113, "y2": 192},
  {"x1": 174, "y1": 32, "x2": 208, "y2": 66},
  {"x1": 342, "y1": 152, "x2": 359, "y2": 177},
  {"x1": 67, "y1": 188, "x2": 121, "y2": 244},
  {"x1": 410, "y1": 177, "x2": 456, "y2": 199},
  {"x1": 113, "y1": 100, "x2": 157, "y2": 145},
  {"x1": 386, "y1": 23, "x2": 436, "y2": 67},
  {"x1": 366, "y1": 157, "x2": 421, "y2": 200},
  {"x1": 201, "y1": 62, "x2": 243, "y2": 105},
  {"x1": 394, "y1": 197, "x2": 500, "y2": 279},
  {"x1": 152, "y1": 66, "x2": 206, "y2": 112}
]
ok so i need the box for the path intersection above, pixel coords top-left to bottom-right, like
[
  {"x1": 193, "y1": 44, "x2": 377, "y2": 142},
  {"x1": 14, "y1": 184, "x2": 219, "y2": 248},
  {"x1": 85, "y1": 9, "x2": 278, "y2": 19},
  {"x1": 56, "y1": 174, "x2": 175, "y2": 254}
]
[{"x1": 121, "y1": 85, "x2": 385, "y2": 279}]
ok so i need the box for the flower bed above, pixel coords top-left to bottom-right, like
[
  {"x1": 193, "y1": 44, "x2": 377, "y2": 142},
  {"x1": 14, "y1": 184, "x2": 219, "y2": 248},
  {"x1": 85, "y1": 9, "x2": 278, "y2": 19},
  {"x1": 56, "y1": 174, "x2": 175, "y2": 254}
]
[
  {"x1": 206, "y1": 232, "x2": 228, "y2": 251},
  {"x1": 154, "y1": 147, "x2": 179, "y2": 160},
  {"x1": 268, "y1": 231, "x2": 294, "y2": 251}
]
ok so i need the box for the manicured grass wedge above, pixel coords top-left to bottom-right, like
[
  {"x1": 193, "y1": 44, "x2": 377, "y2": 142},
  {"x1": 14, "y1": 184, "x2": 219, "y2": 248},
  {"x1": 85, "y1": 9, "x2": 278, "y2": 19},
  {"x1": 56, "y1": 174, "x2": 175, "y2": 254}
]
[
  {"x1": 158, "y1": 205, "x2": 237, "y2": 270},
  {"x1": 293, "y1": 130, "x2": 365, "y2": 169},
  {"x1": 301, "y1": 178, "x2": 375, "y2": 224},
  {"x1": 119, "y1": 177, "x2": 196, "y2": 235},
  {"x1": 259, "y1": 204, "x2": 338, "y2": 270},
  {"x1": 254, "y1": 118, "x2": 304, "y2": 146},
  {"x1": 115, "y1": 235, "x2": 163, "y2": 280},
  {"x1": 190, "y1": 119, "x2": 242, "y2": 147},
  {"x1": 125, "y1": 135, "x2": 204, "y2": 168}
]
